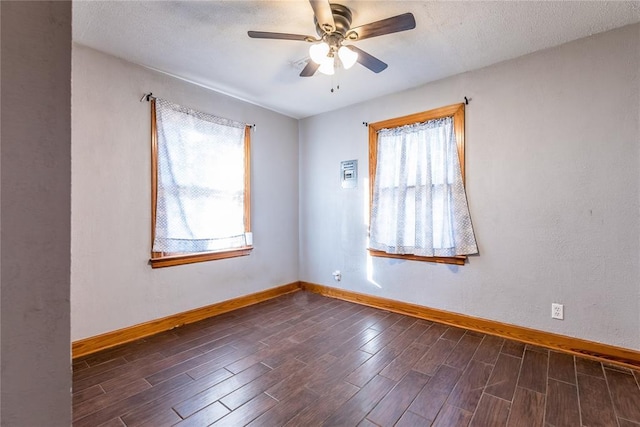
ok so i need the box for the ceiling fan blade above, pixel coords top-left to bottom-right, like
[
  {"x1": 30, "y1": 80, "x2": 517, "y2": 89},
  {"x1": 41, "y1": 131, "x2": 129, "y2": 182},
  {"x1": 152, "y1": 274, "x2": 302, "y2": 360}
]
[
  {"x1": 348, "y1": 46, "x2": 388, "y2": 73},
  {"x1": 309, "y1": 0, "x2": 336, "y2": 33},
  {"x1": 300, "y1": 60, "x2": 320, "y2": 77},
  {"x1": 346, "y1": 12, "x2": 416, "y2": 41},
  {"x1": 248, "y1": 31, "x2": 317, "y2": 42}
]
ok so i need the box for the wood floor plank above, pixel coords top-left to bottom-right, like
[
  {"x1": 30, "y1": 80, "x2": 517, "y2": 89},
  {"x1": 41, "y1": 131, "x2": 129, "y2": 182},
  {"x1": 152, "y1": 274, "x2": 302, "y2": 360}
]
[
  {"x1": 96, "y1": 418, "x2": 126, "y2": 427},
  {"x1": 120, "y1": 368, "x2": 234, "y2": 426},
  {"x1": 71, "y1": 292, "x2": 634, "y2": 427},
  {"x1": 525, "y1": 344, "x2": 549, "y2": 354},
  {"x1": 264, "y1": 352, "x2": 336, "y2": 401},
  {"x1": 246, "y1": 388, "x2": 318, "y2": 427},
  {"x1": 379, "y1": 342, "x2": 429, "y2": 381},
  {"x1": 73, "y1": 359, "x2": 90, "y2": 372},
  {"x1": 368, "y1": 312, "x2": 409, "y2": 332},
  {"x1": 548, "y1": 351, "x2": 576, "y2": 384},
  {"x1": 602, "y1": 362, "x2": 634, "y2": 374},
  {"x1": 219, "y1": 358, "x2": 306, "y2": 410},
  {"x1": 184, "y1": 346, "x2": 258, "y2": 380},
  {"x1": 146, "y1": 345, "x2": 237, "y2": 385},
  {"x1": 73, "y1": 378, "x2": 152, "y2": 421},
  {"x1": 73, "y1": 384, "x2": 105, "y2": 406},
  {"x1": 174, "y1": 401, "x2": 229, "y2": 427},
  {"x1": 469, "y1": 393, "x2": 510, "y2": 426},
  {"x1": 126, "y1": 408, "x2": 181, "y2": 427},
  {"x1": 545, "y1": 378, "x2": 580, "y2": 427},
  {"x1": 413, "y1": 338, "x2": 457, "y2": 375},
  {"x1": 322, "y1": 375, "x2": 396, "y2": 426},
  {"x1": 294, "y1": 310, "x2": 377, "y2": 362},
  {"x1": 225, "y1": 338, "x2": 297, "y2": 374},
  {"x1": 484, "y1": 353, "x2": 522, "y2": 401},
  {"x1": 74, "y1": 373, "x2": 193, "y2": 427},
  {"x1": 446, "y1": 359, "x2": 493, "y2": 413},
  {"x1": 414, "y1": 323, "x2": 448, "y2": 347},
  {"x1": 366, "y1": 370, "x2": 431, "y2": 426},
  {"x1": 329, "y1": 327, "x2": 383, "y2": 359},
  {"x1": 160, "y1": 323, "x2": 250, "y2": 358},
  {"x1": 283, "y1": 381, "x2": 360, "y2": 426},
  {"x1": 345, "y1": 346, "x2": 403, "y2": 388},
  {"x1": 442, "y1": 326, "x2": 467, "y2": 342},
  {"x1": 576, "y1": 357, "x2": 604, "y2": 378},
  {"x1": 384, "y1": 320, "x2": 431, "y2": 351},
  {"x1": 304, "y1": 349, "x2": 372, "y2": 395},
  {"x1": 507, "y1": 387, "x2": 545, "y2": 427},
  {"x1": 501, "y1": 340, "x2": 525, "y2": 358},
  {"x1": 577, "y1": 373, "x2": 617, "y2": 427},
  {"x1": 172, "y1": 363, "x2": 270, "y2": 419},
  {"x1": 605, "y1": 368, "x2": 640, "y2": 423},
  {"x1": 431, "y1": 404, "x2": 473, "y2": 427},
  {"x1": 472, "y1": 335, "x2": 504, "y2": 365},
  {"x1": 360, "y1": 317, "x2": 417, "y2": 354},
  {"x1": 445, "y1": 334, "x2": 482, "y2": 370},
  {"x1": 395, "y1": 411, "x2": 432, "y2": 426},
  {"x1": 74, "y1": 354, "x2": 162, "y2": 392},
  {"x1": 618, "y1": 419, "x2": 640, "y2": 427},
  {"x1": 408, "y1": 364, "x2": 461, "y2": 420},
  {"x1": 73, "y1": 357, "x2": 129, "y2": 382},
  {"x1": 97, "y1": 348, "x2": 202, "y2": 393},
  {"x1": 210, "y1": 393, "x2": 278, "y2": 427},
  {"x1": 517, "y1": 349, "x2": 548, "y2": 393}
]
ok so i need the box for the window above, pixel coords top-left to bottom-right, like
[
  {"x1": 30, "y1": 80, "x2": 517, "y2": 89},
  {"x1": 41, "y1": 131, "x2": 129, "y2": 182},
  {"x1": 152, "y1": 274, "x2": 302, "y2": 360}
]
[
  {"x1": 150, "y1": 98, "x2": 252, "y2": 268},
  {"x1": 368, "y1": 103, "x2": 477, "y2": 265}
]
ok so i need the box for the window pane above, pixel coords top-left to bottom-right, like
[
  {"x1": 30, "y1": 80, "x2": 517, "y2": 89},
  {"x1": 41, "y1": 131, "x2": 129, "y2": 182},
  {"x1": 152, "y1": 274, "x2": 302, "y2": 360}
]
[
  {"x1": 153, "y1": 98, "x2": 248, "y2": 254},
  {"x1": 369, "y1": 104, "x2": 477, "y2": 259}
]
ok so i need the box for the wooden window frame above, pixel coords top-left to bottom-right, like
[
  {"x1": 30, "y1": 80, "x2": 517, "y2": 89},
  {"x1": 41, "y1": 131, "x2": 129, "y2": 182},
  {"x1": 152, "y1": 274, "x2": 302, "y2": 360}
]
[
  {"x1": 149, "y1": 99, "x2": 253, "y2": 268},
  {"x1": 368, "y1": 103, "x2": 467, "y2": 266}
]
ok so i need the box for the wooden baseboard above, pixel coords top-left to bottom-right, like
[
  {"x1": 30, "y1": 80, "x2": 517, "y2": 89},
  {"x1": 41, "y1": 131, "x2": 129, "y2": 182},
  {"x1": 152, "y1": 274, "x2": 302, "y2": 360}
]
[
  {"x1": 299, "y1": 281, "x2": 640, "y2": 370},
  {"x1": 72, "y1": 282, "x2": 300, "y2": 359},
  {"x1": 74, "y1": 279, "x2": 640, "y2": 369}
]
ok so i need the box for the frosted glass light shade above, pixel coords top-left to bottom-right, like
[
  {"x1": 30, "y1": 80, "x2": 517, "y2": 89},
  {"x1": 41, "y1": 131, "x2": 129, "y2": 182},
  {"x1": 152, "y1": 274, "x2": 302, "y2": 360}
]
[
  {"x1": 338, "y1": 46, "x2": 358, "y2": 69},
  {"x1": 309, "y1": 42, "x2": 330, "y2": 64},
  {"x1": 318, "y1": 56, "x2": 335, "y2": 75}
]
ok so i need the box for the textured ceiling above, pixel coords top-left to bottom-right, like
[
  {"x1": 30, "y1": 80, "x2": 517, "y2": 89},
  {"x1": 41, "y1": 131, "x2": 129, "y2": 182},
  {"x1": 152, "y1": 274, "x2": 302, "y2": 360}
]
[{"x1": 73, "y1": 1, "x2": 640, "y2": 119}]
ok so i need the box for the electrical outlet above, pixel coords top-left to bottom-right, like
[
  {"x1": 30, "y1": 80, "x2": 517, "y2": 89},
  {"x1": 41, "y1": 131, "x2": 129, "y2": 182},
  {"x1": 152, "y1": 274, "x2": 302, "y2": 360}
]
[
  {"x1": 551, "y1": 303, "x2": 564, "y2": 320},
  {"x1": 332, "y1": 270, "x2": 341, "y2": 282}
]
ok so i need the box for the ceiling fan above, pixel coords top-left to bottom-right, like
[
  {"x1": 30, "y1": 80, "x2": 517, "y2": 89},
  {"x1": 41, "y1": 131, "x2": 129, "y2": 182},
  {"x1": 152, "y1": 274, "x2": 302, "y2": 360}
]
[{"x1": 248, "y1": 0, "x2": 416, "y2": 77}]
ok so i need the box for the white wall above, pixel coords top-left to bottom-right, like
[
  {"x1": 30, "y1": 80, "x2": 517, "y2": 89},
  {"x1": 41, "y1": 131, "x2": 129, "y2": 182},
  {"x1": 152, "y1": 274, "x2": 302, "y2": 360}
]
[
  {"x1": 1, "y1": 2, "x2": 72, "y2": 424},
  {"x1": 299, "y1": 24, "x2": 640, "y2": 349},
  {"x1": 71, "y1": 45, "x2": 299, "y2": 341}
]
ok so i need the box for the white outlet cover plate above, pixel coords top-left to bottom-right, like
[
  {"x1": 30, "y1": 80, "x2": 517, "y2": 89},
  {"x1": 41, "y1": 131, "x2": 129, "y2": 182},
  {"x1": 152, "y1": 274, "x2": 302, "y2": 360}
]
[{"x1": 552, "y1": 303, "x2": 564, "y2": 320}]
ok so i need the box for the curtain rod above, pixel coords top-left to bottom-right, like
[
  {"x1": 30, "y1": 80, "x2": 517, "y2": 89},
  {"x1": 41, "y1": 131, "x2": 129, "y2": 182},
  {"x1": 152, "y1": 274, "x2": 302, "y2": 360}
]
[{"x1": 140, "y1": 92, "x2": 255, "y2": 130}]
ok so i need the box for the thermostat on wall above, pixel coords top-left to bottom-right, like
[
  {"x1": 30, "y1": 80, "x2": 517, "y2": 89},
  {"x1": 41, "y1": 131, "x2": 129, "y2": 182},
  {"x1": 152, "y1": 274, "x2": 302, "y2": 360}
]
[{"x1": 341, "y1": 160, "x2": 358, "y2": 189}]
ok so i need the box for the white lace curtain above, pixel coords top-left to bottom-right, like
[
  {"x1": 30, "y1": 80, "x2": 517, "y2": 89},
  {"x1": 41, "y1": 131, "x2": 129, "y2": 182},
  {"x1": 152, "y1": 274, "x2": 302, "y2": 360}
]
[
  {"x1": 370, "y1": 116, "x2": 478, "y2": 257},
  {"x1": 153, "y1": 98, "x2": 247, "y2": 253}
]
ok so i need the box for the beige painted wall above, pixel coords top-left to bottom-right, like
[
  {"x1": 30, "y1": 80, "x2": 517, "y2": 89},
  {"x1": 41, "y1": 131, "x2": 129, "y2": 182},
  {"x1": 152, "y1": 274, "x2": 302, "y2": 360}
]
[
  {"x1": 1, "y1": 2, "x2": 72, "y2": 425},
  {"x1": 71, "y1": 45, "x2": 300, "y2": 341},
  {"x1": 299, "y1": 23, "x2": 640, "y2": 349}
]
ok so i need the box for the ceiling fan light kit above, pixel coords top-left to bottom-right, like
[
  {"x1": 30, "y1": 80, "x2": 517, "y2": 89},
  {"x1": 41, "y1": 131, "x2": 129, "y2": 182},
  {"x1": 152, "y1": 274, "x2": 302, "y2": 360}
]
[
  {"x1": 309, "y1": 42, "x2": 330, "y2": 64},
  {"x1": 338, "y1": 45, "x2": 357, "y2": 69},
  {"x1": 248, "y1": 0, "x2": 416, "y2": 78}
]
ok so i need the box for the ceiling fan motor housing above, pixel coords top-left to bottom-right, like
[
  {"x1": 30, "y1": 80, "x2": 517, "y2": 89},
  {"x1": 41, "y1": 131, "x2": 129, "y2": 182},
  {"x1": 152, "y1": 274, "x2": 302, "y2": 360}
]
[{"x1": 315, "y1": 3, "x2": 353, "y2": 37}]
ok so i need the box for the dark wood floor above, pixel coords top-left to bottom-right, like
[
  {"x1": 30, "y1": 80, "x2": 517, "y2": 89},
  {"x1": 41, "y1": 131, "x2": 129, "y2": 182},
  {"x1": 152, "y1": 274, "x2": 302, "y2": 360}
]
[{"x1": 73, "y1": 291, "x2": 640, "y2": 427}]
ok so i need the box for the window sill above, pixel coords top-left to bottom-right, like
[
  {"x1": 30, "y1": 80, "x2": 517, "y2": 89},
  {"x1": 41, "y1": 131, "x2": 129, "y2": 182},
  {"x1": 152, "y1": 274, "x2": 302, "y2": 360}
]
[
  {"x1": 150, "y1": 246, "x2": 253, "y2": 268},
  {"x1": 368, "y1": 249, "x2": 467, "y2": 266}
]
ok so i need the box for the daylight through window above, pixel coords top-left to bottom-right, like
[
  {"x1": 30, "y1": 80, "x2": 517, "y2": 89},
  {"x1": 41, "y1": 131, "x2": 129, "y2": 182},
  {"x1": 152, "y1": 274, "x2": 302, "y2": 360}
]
[
  {"x1": 150, "y1": 98, "x2": 252, "y2": 268},
  {"x1": 368, "y1": 103, "x2": 477, "y2": 265}
]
